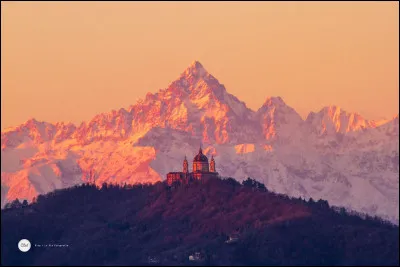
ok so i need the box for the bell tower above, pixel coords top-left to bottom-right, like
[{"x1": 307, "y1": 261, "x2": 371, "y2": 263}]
[
  {"x1": 210, "y1": 155, "x2": 216, "y2": 172},
  {"x1": 183, "y1": 156, "x2": 189, "y2": 173}
]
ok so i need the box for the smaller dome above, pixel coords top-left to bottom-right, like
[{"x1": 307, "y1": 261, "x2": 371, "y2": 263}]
[{"x1": 193, "y1": 148, "x2": 208, "y2": 162}]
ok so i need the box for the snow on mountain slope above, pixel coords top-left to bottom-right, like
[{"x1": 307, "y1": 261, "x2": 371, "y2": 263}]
[
  {"x1": 304, "y1": 105, "x2": 386, "y2": 138},
  {"x1": 256, "y1": 96, "x2": 307, "y2": 146},
  {"x1": 2, "y1": 119, "x2": 56, "y2": 149},
  {"x1": 1, "y1": 61, "x2": 398, "y2": 223},
  {"x1": 234, "y1": 144, "x2": 256, "y2": 154}
]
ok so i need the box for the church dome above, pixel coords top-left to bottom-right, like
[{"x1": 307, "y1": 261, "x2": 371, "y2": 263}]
[{"x1": 193, "y1": 148, "x2": 208, "y2": 162}]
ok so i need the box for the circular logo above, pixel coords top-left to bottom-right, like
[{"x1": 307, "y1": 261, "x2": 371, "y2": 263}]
[{"x1": 18, "y1": 239, "x2": 31, "y2": 252}]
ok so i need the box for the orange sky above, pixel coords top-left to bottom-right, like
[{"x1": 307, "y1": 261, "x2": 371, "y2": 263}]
[{"x1": 1, "y1": 1, "x2": 398, "y2": 130}]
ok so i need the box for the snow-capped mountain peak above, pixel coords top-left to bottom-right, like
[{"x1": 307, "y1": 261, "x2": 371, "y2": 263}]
[
  {"x1": 181, "y1": 60, "x2": 207, "y2": 77},
  {"x1": 261, "y1": 96, "x2": 287, "y2": 108},
  {"x1": 305, "y1": 105, "x2": 376, "y2": 136},
  {"x1": 172, "y1": 61, "x2": 224, "y2": 97},
  {"x1": 255, "y1": 96, "x2": 304, "y2": 141}
]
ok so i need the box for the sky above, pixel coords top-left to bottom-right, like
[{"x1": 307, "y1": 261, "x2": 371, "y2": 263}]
[{"x1": 1, "y1": 1, "x2": 398, "y2": 130}]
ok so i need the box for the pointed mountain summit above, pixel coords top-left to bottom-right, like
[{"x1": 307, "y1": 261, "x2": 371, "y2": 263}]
[
  {"x1": 165, "y1": 61, "x2": 252, "y2": 117},
  {"x1": 256, "y1": 96, "x2": 304, "y2": 141},
  {"x1": 178, "y1": 60, "x2": 210, "y2": 81},
  {"x1": 305, "y1": 105, "x2": 375, "y2": 135},
  {"x1": 164, "y1": 61, "x2": 224, "y2": 97},
  {"x1": 261, "y1": 96, "x2": 287, "y2": 108},
  {"x1": 68, "y1": 60, "x2": 255, "y2": 145},
  {"x1": 186, "y1": 60, "x2": 205, "y2": 73},
  {"x1": 256, "y1": 96, "x2": 303, "y2": 121}
]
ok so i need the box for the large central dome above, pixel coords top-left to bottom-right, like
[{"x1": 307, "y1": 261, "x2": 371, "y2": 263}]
[{"x1": 193, "y1": 148, "x2": 208, "y2": 162}]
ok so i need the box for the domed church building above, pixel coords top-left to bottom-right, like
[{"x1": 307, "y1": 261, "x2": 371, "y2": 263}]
[{"x1": 166, "y1": 147, "x2": 219, "y2": 186}]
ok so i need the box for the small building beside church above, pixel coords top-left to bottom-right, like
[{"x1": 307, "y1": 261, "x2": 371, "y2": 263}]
[{"x1": 166, "y1": 147, "x2": 219, "y2": 186}]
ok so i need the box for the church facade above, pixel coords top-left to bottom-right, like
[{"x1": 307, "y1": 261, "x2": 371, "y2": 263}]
[{"x1": 166, "y1": 148, "x2": 219, "y2": 186}]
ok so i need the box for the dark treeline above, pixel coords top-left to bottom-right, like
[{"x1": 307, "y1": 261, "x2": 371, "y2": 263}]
[{"x1": 1, "y1": 177, "x2": 398, "y2": 266}]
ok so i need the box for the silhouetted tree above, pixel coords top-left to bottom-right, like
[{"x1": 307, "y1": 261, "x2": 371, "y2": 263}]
[
  {"x1": 242, "y1": 177, "x2": 267, "y2": 192},
  {"x1": 10, "y1": 199, "x2": 22, "y2": 209}
]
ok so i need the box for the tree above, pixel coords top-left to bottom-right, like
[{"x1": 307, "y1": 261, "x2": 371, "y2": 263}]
[
  {"x1": 225, "y1": 177, "x2": 240, "y2": 187},
  {"x1": 37, "y1": 195, "x2": 45, "y2": 203},
  {"x1": 242, "y1": 177, "x2": 267, "y2": 192},
  {"x1": 317, "y1": 199, "x2": 329, "y2": 209},
  {"x1": 10, "y1": 199, "x2": 22, "y2": 209},
  {"x1": 339, "y1": 207, "x2": 347, "y2": 216},
  {"x1": 22, "y1": 200, "x2": 28, "y2": 207}
]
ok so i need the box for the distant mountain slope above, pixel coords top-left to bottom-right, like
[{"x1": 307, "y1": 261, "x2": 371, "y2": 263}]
[
  {"x1": 1, "y1": 178, "x2": 398, "y2": 266},
  {"x1": 1, "y1": 61, "x2": 398, "y2": 223}
]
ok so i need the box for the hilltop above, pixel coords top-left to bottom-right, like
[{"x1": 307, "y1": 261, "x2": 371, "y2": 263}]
[{"x1": 1, "y1": 177, "x2": 398, "y2": 266}]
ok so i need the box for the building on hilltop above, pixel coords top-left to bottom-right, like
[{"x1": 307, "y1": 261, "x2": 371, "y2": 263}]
[{"x1": 166, "y1": 147, "x2": 219, "y2": 186}]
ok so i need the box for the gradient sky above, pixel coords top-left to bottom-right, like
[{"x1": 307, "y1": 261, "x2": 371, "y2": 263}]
[{"x1": 1, "y1": 1, "x2": 398, "y2": 130}]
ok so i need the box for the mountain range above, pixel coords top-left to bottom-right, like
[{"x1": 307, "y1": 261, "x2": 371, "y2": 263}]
[{"x1": 1, "y1": 61, "x2": 398, "y2": 223}]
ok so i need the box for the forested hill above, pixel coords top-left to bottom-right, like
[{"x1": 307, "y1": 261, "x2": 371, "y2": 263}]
[{"x1": 1, "y1": 177, "x2": 398, "y2": 266}]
